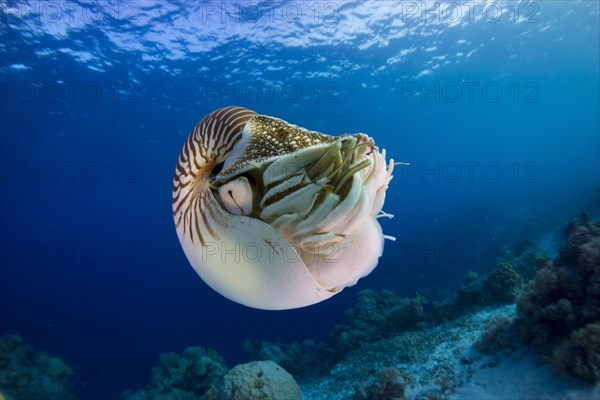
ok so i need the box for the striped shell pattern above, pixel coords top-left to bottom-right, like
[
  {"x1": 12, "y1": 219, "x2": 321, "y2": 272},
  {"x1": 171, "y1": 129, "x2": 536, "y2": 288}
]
[{"x1": 173, "y1": 107, "x2": 394, "y2": 310}]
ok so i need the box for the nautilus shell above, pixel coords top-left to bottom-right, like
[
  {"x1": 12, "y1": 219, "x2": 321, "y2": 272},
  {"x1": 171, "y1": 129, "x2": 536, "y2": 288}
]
[{"x1": 172, "y1": 107, "x2": 394, "y2": 310}]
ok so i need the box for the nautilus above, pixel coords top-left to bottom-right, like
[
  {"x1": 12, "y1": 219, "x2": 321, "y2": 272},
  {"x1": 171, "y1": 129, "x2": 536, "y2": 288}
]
[{"x1": 172, "y1": 107, "x2": 394, "y2": 310}]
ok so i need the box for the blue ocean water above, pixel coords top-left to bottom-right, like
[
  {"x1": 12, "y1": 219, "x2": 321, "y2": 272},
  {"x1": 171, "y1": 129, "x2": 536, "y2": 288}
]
[{"x1": 0, "y1": 1, "x2": 598, "y2": 399}]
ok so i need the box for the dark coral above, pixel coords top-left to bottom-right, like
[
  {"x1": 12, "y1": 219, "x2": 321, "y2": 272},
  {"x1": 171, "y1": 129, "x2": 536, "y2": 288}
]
[
  {"x1": 353, "y1": 367, "x2": 407, "y2": 400},
  {"x1": 120, "y1": 346, "x2": 228, "y2": 400},
  {"x1": 483, "y1": 263, "x2": 522, "y2": 303},
  {"x1": 456, "y1": 262, "x2": 522, "y2": 308},
  {"x1": 496, "y1": 239, "x2": 551, "y2": 283},
  {"x1": 475, "y1": 316, "x2": 515, "y2": 354},
  {"x1": 516, "y1": 212, "x2": 600, "y2": 383},
  {"x1": 208, "y1": 240, "x2": 549, "y2": 385},
  {"x1": 0, "y1": 334, "x2": 75, "y2": 400},
  {"x1": 243, "y1": 290, "x2": 430, "y2": 378},
  {"x1": 242, "y1": 290, "x2": 433, "y2": 380},
  {"x1": 330, "y1": 290, "x2": 428, "y2": 356},
  {"x1": 452, "y1": 241, "x2": 551, "y2": 313},
  {"x1": 242, "y1": 339, "x2": 334, "y2": 379},
  {"x1": 552, "y1": 323, "x2": 600, "y2": 384}
]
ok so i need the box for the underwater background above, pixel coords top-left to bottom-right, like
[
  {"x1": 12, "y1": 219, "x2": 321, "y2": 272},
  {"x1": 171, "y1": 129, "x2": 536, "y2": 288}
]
[{"x1": 0, "y1": 1, "x2": 599, "y2": 399}]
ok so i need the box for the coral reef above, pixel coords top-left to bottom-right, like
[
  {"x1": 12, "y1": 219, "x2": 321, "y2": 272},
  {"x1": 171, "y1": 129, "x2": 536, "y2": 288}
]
[
  {"x1": 431, "y1": 255, "x2": 543, "y2": 323},
  {"x1": 242, "y1": 339, "x2": 334, "y2": 379},
  {"x1": 120, "y1": 346, "x2": 227, "y2": 400},
  {"x1": 455, "y1": 271, "x2": 484, "y2": 307},
  {"x1": 243, "y1": 260, "x2": 531, "y2": 380},
  {"x1": 483, "y1": 263, "x2": 522, "y2": 303},
  {"x1": 302, "y1": 306, "x2": 525, "y2": 400},
  {"x1": 496, "y1": 239, "x2": 551, "y2": 283},
  {"x1": 552, "y1": 323, "x2": 600, "y2": 384},
  {"x1": 353, "y1": 367, "x2": 407, "y2": 400},
  {"x1": 244, "y1": 287, "x2": 472, "y2": 379},
  {"x1": 475, "y1": 316, "x2": 515, "y2": 354},
  {"x1": 516, "y1": 212, "x2": 600, "y2": 383},
  {"x1": 330, "y1": 290, "x2": 428, "y2": 356},
  {"x1": 457, "y1": 263, "x2": 522, "y2": 308},
  {"x1": 0, "y1": 334, "x2": 75, "y2": 400},
  {"x1": 121, "y1": 349, "x2": 301, "y2": 400}
]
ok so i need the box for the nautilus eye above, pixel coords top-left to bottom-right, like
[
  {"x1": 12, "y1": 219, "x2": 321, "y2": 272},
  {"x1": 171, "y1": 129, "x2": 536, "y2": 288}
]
[
  {"x1": 172, "y1": 106, "x2": 394, "y2": 310},
  {"x1": 218, "y1": 176, "x2": 253, "y2": 216}
]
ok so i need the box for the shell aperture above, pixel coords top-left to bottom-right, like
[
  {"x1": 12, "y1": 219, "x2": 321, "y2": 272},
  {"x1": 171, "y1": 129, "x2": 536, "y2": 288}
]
[{"x1": 172, "y1": 106, "x2": 394, "y2": 310}]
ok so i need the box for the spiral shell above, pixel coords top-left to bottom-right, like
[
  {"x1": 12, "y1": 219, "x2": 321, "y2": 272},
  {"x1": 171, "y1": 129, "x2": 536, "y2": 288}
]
[{"x1": 173, "y1": 107, "x2": 394, "y2": 310}]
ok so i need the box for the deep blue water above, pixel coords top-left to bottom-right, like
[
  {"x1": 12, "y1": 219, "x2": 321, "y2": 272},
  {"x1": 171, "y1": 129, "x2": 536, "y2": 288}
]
[{"x1": 0, "y1": 1, "x2": 598, "y2": 399}]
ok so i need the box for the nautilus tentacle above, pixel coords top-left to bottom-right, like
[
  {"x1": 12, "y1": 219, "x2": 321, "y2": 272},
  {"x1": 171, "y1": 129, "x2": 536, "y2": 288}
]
[{"x1": 173, "y1": 106, "x2": 394, "y2": 310}]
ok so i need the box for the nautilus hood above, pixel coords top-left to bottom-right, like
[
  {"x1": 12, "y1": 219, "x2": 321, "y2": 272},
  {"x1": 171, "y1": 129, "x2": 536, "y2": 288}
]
[{"x1": 172, "y1": 106, "x2": 394, "y2": 310}]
